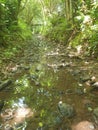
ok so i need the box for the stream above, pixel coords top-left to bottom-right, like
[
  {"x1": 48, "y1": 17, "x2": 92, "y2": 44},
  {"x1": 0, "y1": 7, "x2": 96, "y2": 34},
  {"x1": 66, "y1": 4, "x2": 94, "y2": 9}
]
[{"x1": 0, "y1": 36, "x2": 98, "y2": 130}]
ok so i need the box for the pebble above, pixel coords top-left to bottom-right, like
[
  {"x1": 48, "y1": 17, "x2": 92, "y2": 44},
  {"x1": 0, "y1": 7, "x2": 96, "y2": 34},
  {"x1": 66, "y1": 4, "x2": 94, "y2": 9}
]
[
  {"x1": 92, "y1": 82, "x2": 98, "y2": 88},
  {"x1": 72, "y1": 121, "x2": 95, "y2": 130}
]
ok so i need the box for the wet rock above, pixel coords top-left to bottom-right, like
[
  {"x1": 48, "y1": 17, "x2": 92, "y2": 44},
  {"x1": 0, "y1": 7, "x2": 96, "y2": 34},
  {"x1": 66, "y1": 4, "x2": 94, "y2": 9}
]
[
  {"x1": 0, "y1": 80, "x2": 12, "y2": 91},
  {"x1": 80, "y1": 75, "x2": 91, "y2": 82},
  {"x1": 92, "y1": 82, "x2": 98, "y2": 89},
  {"x1": 58, "y1": 101, "x2": 75, "y2": 118},
  {"x1": 90, "y1": 76, "x2": 96, "y2": 85},
  {"x1": 72, "y1": 121, "x2": 95, "y2": 130}
]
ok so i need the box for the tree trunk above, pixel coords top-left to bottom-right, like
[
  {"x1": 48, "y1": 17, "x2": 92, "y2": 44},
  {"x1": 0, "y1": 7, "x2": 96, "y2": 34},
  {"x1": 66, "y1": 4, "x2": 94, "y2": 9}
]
[{"x1": 65, "y1": 0, "x2": 73, "y2": 24}]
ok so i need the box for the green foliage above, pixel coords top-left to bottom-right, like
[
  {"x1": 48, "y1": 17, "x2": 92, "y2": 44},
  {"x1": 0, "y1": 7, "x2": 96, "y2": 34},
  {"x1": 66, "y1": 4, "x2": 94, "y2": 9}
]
[
  {"x1": 19, "y1": 0, "x2": 42, "y2": 31},
  {"x1": 0, "y1": 0, "x2": 32, "y2": 46},
  {"x1": 18, "y1": 20, "x2": 32, "y2": 40},
  {"x1": 89, "y1": 29, "x2": 98, "y2": 56},
  {"x1": 46, "y1": 14, "x2": 71, "y2": 43},
  {"x1": 0, "y1": 0, "x2": 98, "y2": 57},
  {"x1": 0, "y1": 0, "x2": 19, "y2": 46},
  {"x1": 91, "y1": 2, "x2": 98, "y2": 21},
  {"x1": 0, "y1": 2, "x2": 8, "y2": 45},
  {"x1": 45, "y1": 0, "x2": 98, "y2": 56},
  {"x1": 1, "y1": 45, "x2": 19, "y2": 59}
]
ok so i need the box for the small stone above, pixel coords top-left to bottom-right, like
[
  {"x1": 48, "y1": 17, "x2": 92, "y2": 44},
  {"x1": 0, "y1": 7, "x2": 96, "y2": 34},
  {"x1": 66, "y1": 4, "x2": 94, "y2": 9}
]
[
  {"x1": 91, "y1": 76, "x2": 96, "y2": 82},
  {"x1": 92, "y1": 82, "x2": 98, "y2": 88},
  {"x1": 80, "y1": 76, "x2": 91, "y2": 82},
  {"x1": 72, "y1": 121, "x2": 95, "y2": 130}
]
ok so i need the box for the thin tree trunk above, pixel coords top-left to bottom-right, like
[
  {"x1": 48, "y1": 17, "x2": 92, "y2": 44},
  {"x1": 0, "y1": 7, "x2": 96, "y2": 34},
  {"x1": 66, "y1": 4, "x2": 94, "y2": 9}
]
[{"x1": 65, "y1": 0, "x2": 73, "y2": 24}]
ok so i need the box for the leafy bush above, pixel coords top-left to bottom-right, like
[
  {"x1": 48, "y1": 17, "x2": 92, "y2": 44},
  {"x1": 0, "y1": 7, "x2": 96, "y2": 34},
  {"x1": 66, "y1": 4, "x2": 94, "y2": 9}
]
[
  {"x1": 89, "y1": 29, "x2": 98, "y2": 56},
  {"x1": 0, "y1": 0, "x2": 32, "y2": 46},
  {"x1": 18, "y1": 20, "x2": 32, "y2": 40},
  {"x1": 46, "y1": 14, "x2": 74, "y2": 44}
]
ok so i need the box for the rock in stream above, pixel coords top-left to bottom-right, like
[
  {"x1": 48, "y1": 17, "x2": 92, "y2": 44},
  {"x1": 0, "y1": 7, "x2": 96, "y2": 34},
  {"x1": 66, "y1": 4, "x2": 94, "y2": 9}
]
[{"x1": 58, "y1": 101, "x2": 75, "y2": 118}]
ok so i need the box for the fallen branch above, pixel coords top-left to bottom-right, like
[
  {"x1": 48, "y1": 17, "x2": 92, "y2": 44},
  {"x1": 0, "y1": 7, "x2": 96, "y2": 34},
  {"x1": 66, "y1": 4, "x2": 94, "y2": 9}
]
[{"x1": 0, "y1": 80, "x2": 12, "y2": 91}]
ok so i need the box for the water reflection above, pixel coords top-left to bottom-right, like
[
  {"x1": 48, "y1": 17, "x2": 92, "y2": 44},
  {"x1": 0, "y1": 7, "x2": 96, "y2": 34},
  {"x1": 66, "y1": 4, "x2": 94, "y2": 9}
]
[
  {"x1": 0, "y1": 64, "x2": 98, "y2": 130},
  {"x1": 1, "y1": 97, "x2": 33, "y2": 130},
  {"x1": 12, "y1": 97, "x2": 27, "y2": 108},
  {"x1": 15, "y1": 76, "x2": 30, "y2": 93}
]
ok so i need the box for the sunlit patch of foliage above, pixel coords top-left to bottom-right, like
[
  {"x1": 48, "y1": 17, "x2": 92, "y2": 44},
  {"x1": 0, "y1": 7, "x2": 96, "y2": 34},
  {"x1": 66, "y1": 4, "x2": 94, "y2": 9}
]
[
  {"x1": 0, "y1": 0, "x2": 32, "y2": 46},
  {"x1": 45, "y1": 0, "x2": 98, "y2": 56},
  {"x1": 15, "y1": 75, "x2": 30, "y2": 93},
  {"x1": 18, "y1": 20, "x2": 32, "y2": 40},
  {"x1": 46, "y1": 14, "x2": 72, "y2": 44}
]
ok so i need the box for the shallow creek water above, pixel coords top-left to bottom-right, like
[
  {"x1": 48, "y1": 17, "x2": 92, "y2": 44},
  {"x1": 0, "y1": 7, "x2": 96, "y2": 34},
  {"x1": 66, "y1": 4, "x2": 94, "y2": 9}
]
[{"x1": 0, "y1": 38, "x2": 98, "y2": 130}]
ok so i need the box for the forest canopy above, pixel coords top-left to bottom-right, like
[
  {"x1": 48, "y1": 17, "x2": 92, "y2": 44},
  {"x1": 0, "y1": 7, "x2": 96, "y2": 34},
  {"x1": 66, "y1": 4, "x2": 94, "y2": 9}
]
[{"x1": 0, "y1": 0, "x2": 98, "y2": 57}]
